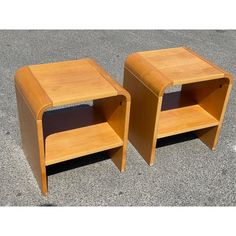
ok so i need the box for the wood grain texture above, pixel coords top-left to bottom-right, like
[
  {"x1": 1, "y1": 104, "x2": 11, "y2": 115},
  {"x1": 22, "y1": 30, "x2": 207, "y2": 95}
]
[
  {"x1": 89, "y1": 59, "x2": 131, "y2": 171},
  {"x1": 181, "y1": 77, "x2": 233, "y2": 149},
  {"x1": 125, "y1": 52, "x2": 171, "y2": 96},
  {"x1": 158, "y1": 105, "x2": 219, "y2": 138},
  {"x1": 45, "y1": 122, "x2": 123, "y2": 166},
  {"x1": 138, "y1": 47, "x2": 224, "y2": 85},
  {"x1": 29, "y1": 59, "x2": 118, "y2": 106},
  {"x1": 124, "y1": 47, "x2": 233, "y2": 165},
  {"x1": 94, "y1": 95, "x2": 130, "y2": 171},
  {"x1": 123, "y1": 69, "x2": 160, "y2": 166},
  {"x1": 87, "y1": 59, "x2": 131, "y2": 101},
  {"x1": 15, "y1": 87, "x2": 47, "y2": 195},
  {"x1": 183, "y1": 47, "x2": 234, "y2": 85},
  {"x1": 15, "y1": 66, "x2": 52, "y2": 119},
  {"x1": 15, "y1": 58, "x2": 130, "y2": 194}
]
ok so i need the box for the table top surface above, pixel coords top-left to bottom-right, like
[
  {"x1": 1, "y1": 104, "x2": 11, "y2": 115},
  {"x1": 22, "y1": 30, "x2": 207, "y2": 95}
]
[
  {"x1": 27, "y1": 59, "x2": 117, "y2": 106},
  {"x1": 137, "y1": 47, "x2": 225, "y2": 85}
]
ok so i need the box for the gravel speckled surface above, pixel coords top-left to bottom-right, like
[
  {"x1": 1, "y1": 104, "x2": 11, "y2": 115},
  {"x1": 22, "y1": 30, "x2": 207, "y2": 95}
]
[{"x1": 0, "y1": 30, "x2": 235, "y2": 206}]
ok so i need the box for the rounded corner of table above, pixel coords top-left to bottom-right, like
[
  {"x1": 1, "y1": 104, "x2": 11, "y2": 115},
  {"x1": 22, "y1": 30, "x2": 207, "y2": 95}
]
[
  {"x1": 119, "y1": 89, "x2": 131, "y2": 102},
  {"x1": 124, "y1": 52, "x2": 138, "y2": 66},
  {"x1": 124, "y1": 52, "x2": 172, "y2": 97},
  {"x1": 14, "y1": 65, "x2": 53, "y2": 120},
  {"x1": 224, "y1": 72, "x2": 234, "y2": 85},
  {"x1": 112, "y1": 81, "x2": 131, "y2": 102},
  {"x1": 15, "y1": 65, "x2": 28, "y2": 82}
]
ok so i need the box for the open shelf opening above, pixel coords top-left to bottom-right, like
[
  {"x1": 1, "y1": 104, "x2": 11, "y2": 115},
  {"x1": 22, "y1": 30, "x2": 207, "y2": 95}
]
[
  {"x1": 42, "y1": 102, "x2": 123, "y2": 166},
  {"x1": 157, "y1": 90, "x2": 219, "y2": 139}
]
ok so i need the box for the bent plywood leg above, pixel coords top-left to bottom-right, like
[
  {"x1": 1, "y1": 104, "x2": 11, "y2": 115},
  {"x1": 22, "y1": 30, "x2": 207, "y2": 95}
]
[
  {"x1": 194, "y1": 126, "x2": 219, "y2": 150},
  {"x1": 15, "y1": 88, "x2": 48, "y2": 195},
  {"x1": 123, "y1": 69, "x2": 160, "y2": 166},
  {"x1": 181, "y1": 78, "x2": 232, "y2": 150},
  {"x1": 94, "y1": 95, "x2": 130, "y2": 171},
  {"x1": 108, "y1": 147, "x2": 126, "y2": 172}
]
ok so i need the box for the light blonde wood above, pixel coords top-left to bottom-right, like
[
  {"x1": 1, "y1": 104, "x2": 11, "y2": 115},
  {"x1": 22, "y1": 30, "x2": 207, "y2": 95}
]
[
  {"x1": 15, "y1": 87, "x2": 47, "y2": 195},
  {"x1": 87, "y1": 59, "x2": 131, "y2": 101},
  {"x1": 124, "y1": 47, "x2": 233, "y2": 165},
  {"x1": 94, "y1": 95, "x2": 130, "y2": 171},
  {"x1": 123, "y1": 69, "x2": 160, "y2": 166},
  {"x1": 183, "y1": 47, "x2": 234, "y2": 84},
  {"x1": 181, "y1": 77, "x2": 233, "y2": 149},
  {"x1": 138, "y1": 47, "x2": 225, "y2": 85},
  {"x1": 15, "y1": 66, "x2": 52, "y2": 119},
  {"x1": 89, "y1": 59, "x2": 131, "y2": 172},
  {"x1": 158, "y1": 105, "x2": 219, "y2": 138},
  {"x1": 28, "y1": 59, "x2": 118, "y2": 107},
  {"x1": 45, "y1": 122, "x2": 123, "y2": 166},
  {"x1": 43, "y1": 105, "x2": 125, "y2": 166},
  {"x1": 125, "y1": 52, "x2": 171, "y2": 96},
  {"x1": 15, "y1": 59, "x2": 130, "y2": 195}
]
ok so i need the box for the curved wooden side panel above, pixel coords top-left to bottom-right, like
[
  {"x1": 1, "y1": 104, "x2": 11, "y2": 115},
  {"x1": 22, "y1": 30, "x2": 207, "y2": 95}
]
[
  {"x1": 15, "y1": 88, "x2": 47, "y2": 195},
  {"x1": 123, "y1": 68, "x2": 161, "y2": 166},
  {"x1": 125, "y1": 53, "x2": 172, "y2": 96},
  {"x1": 15, "y1": 66, "x2": 52, "y2": 119}
]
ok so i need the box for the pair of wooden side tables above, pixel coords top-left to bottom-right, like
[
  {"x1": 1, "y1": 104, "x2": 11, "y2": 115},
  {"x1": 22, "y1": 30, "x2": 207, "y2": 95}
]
[{"x1": 15, "y1": 47, "x2": 233, "y2": 195}]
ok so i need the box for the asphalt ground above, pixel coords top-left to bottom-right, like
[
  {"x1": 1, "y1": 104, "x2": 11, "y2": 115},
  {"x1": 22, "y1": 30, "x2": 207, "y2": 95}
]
[{"x1": 0, "y1": 30, "x2": 235, "y2": 206}]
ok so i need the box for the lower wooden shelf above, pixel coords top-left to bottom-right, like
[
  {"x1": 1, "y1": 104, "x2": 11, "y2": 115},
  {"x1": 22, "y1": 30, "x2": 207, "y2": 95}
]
[
  {"x1": 42, "y1": 105, "x2": 123, "y2": 166},
  {"x1": 157, "y1": 104, "x2": 219, "y2": 138},
  {"x1": 123, "y1": 47, "x2": 232, "y2": 167},
  {"x1": 45, "y1": 122, "x2": 123, "y2": 166}
]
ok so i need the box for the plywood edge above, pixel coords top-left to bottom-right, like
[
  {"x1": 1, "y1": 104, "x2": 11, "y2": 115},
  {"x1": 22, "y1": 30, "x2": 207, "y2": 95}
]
[
  {"x1": 15, "y1": 66, "x2": 53, "y2": 119},
  {"x1": 224, "y1": 72, "x2": 234, "y2": 85},
  {"x1": 36, "y1": 120, "x2": 48, "y2": 195},
  {"x1": 87, "y1": 58, "x2": 131, "y2": 102},
  {"x1": 125, "y1": 52, "x2": 172, "y2": 96}
]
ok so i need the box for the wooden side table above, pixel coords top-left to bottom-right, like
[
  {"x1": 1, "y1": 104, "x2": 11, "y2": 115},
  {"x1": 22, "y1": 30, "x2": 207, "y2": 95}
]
[
  {"x1": 15, "y1": 59, "x2": 130, "y2": 195},
  {"x1": 124, "y1": 47, "x2": 233, "y2": 166}
]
